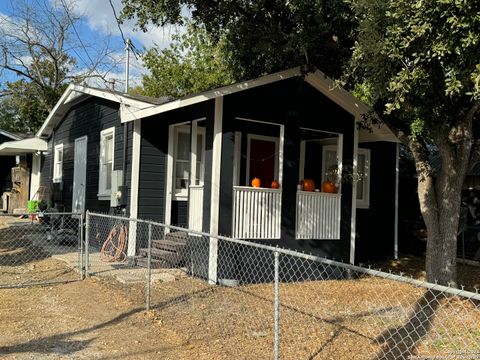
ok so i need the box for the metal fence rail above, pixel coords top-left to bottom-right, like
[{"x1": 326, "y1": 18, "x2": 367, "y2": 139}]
[
  {"x1": 86, "y1": 212, "x2": 480, "y2": 359},
  {"x1": 0, "y1": 212, "x2": 84, "y2": 288}
]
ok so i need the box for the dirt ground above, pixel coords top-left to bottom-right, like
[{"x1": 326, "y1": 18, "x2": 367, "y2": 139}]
[{"x1": 1, "y1": 259, "x2": 479, "y2": 360}]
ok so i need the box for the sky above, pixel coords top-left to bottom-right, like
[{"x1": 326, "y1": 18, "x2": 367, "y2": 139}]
[{"x1": 0, "y1": 0, "x2": 181, "y2": 90}]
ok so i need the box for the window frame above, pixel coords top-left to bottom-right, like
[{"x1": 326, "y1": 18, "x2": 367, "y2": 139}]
[
  {"x1": 173, "y1": 125, "x2": 192, "y2": 200},
  {"x1": 53, "y1": 143, "x2": 64, "y2": 183},
  {"x1": 356, "y1": 148, "x2": 371, "y2": 209},
  {"x1": 321, "y1": 145, "x2": 370, "y2": 208},
  {"x1": 98, "y1": 127, "x2": 115, "y2": 199}
]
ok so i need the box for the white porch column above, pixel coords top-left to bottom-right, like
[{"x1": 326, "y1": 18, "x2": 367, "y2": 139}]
[
  {"x1": 29, "y1": 153, "x2": 41, "y2": 200},
  {"x1": 208, "y1": 97, "x2": 223, "y2": 284},
  {"x1": 394, "y1": 142, "x2": 400, "y2": 259},
  {"x1": 128, "y1": 119, "x2": 141, "y2": 257},
  {"x1": 350, "y1": 124, "x2": 359, "y2": 265}
]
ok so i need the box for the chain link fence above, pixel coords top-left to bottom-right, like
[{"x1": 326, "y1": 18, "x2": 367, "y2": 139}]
[
  {"x1": 0, "y1": 212, "x2": 84, "y2": 288},
  {"x1": 86, "y1": 212, "x2": 480, "y2": 359}
]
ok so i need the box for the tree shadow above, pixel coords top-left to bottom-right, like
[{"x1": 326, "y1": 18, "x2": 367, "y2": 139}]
[
  {"x1": 374, "y1": 290, "x2": 440, "y2": 360},
  {"x1": 0, "y1": 286, "x2": 212, "y2": 357}
]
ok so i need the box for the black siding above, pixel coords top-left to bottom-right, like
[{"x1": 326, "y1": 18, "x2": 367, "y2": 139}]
[
  {"x1": 39, "y1": 97, "x2": 133, "y2": 213},
  {"x1": 355, "y1": 142, "x2": 397, "y2": 262}
]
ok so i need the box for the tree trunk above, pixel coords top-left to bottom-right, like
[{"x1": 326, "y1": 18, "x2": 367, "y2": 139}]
[{"x1": 409, "y1": 129, "x2": 471, "y2": 286}]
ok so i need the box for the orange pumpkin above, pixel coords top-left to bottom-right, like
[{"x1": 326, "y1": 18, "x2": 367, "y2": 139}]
[
  {"x1": 271, "y1": 180, "x2": 280, "y2": 189},
  {"x1": 302, "y1": 179, "x2": 315, "y2": 192},
  {"x1": 322, "y1": 180, "x2": 337, "y2": 193},
  {"x1": 251, "y1": 177, "x2": 261, "y2": 188}
]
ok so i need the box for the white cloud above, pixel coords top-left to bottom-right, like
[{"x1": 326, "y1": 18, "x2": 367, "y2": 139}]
[{"x1": 65, "y1": 0, "x2": 178, "y2": 49}]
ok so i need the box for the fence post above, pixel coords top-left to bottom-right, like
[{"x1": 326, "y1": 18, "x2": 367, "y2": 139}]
[
  {"x1": 146, "y1": 222, "x2": 153, "y2": 311},
  {"x1": 274, "y1": 250, "x2": 280, "y2": 360},
  {"x1": 85, "y1": 210, "x2": 90, "y2": 277},
  {"x1": 79, "y1": 212, "x2": 84, "y2": 280}
]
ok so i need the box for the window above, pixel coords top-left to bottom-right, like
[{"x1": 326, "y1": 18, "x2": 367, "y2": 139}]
[
  {"x1": 356, "y1": 149, "x2": 371, "y2": 209},
  {"x1": 53, "y1": 144, "x2": 63, "y2": 183},
  {"x1": 99, "y1": 127, "x2": 115, "y2": 197},
  {"x1": 321, "y1": 145, "x2": 371, "y2": 208},
  {"x1": 173, "y1": 125, "x2": 205, "y2": 199}
]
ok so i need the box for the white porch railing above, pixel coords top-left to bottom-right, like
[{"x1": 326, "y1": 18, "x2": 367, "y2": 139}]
[
  {"x1": 296, "y1": 191, "x2": 341, "y2": 239},
  {"x1": 232, "y1": 186, "x2": 282, "y2": 239},
  {"x1": 188, "y1": 185, "x2": 204, "y2": 232}
]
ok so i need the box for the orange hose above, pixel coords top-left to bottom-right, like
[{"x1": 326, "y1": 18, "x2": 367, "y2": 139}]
[{"x1": 100, "y1": 224, "x2": 128, "y2": 262}]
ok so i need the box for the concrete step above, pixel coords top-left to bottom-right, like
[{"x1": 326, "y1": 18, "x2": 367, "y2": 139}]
[
  {"x1": 139, "y1": 248, "x2": 183, "y2": 265},
  {"x1": 135, "y1": 257, "x2": 175, "y2": 269},
  {"x1": 152, "y1": 239, "x2": 187, "y2": 252}
]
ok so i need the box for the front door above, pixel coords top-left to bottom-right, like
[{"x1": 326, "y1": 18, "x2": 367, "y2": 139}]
[{"x1": 72, "y1": 136, "x2": 87, "y2": 214}]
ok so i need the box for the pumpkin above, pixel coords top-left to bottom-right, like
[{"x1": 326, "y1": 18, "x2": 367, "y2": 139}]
[
  {"x1": 251, "y1": 177, "x2": 261, "y2": 188},
  {"x1": 271, "y1": 180, "x2": 280, "y2": 189},
  {"x1": 322, "y1": 180, "x2": 337, "y2": 193},
  {"x1": 302, "y1": 179, "x2": 315, "y2": 192}
]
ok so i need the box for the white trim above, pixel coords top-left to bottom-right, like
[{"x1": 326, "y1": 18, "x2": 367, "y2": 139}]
[
  {"x1": 165, "y1": 125, "x2": 174, "y2": 226},
  {"x1": 29, "y1": 153, "x2": 41, "y2": 200},
  {"x1": 128, "y1": 119, "x2": 142, "y2": 257},
  {"x1": 245, "y1": 134, "x2": 280, "y2": 186},
  {"x1": 98, "y1": 127, "x2": 115, "y2": 198},
  {"x1": 53, "y1": 143, "x2": 64, "y2": 183},
  {"x1": 299, "y1": 140, "x2": 306, "y2": 181},
  {"x1": 394, "y1": 143, "x2": 400, "y2": 259},
  {"x1": 350, "y1": 126, "x2": 359, "y2": 265},
  {"x1": 36, "y1": 84, "x2": 156, "y2": 137},
  {"x1": 337, "y1": 135, "x2": 343, "y2": 193},
  {"x1": 356, "y1": 148, "x2": 371, "y2": 209},
  {"x1": 190, "y1": 120, "x2": 198, "y2": 187},
  {"x1": 123, "y1": 69, "x2": 302, "y2": 122},
  {"x1": 209, "y1": 97, "x2": 223, "y2": 284},
  {"x1": 279, "y1": 125, "x2": 284, "y2": 186},
  {"x1": 0, "y1": 137, "x2": 47, "y2": 156},
  {"x1": 233, "y1": 132, "x2": 242, "y2": 186}
]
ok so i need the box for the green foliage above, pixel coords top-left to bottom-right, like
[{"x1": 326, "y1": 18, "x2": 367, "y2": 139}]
[
  {"x1": 349, "y1": 0, "x2": 480, "y2": 139},
  {"x1": 121, "y1": 0, "x2": 357, "y2": 80},
  {"x1": 140, "y1": 23, "x2": 235, "y2": 98}
]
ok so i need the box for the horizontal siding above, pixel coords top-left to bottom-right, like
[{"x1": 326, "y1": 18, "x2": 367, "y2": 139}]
[{"x1": 39, "y1": 97, "x2": 132, "y2": 213}]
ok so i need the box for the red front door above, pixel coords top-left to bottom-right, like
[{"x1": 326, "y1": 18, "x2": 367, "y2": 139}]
[{"x1": 249, "y1": 138, "x2": 276, "y2": 187}]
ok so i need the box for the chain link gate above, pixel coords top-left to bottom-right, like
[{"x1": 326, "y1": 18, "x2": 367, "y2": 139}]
[{"x1": 0, "y1": 212, "x2": 84, "y2": 288}]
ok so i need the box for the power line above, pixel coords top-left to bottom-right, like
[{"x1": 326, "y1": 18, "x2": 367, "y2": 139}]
[{"x1": 108, "y1": 0, "x2": 141, "y2": 60}]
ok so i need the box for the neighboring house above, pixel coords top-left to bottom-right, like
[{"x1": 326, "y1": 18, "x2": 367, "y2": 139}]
[
  {"x1": 0, "y1": 130, "x2": 25, "y2": 211},
  {"x1": 121, "y1": 67, "x2": 400, "y2": 265}
]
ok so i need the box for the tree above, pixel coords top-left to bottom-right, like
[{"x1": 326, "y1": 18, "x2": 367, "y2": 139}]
[
  {"x1": 0, "y1": 0, "x2": 114, "y2": 133},
  {"x1": 348, "y1": 0, "x2": 480, "y2": 285},
  {"x1": 120, "y1": 0, "x2": 356, "y2": 80},
  {"x1": 140, "y1": 22, "x2": 235, "y2": 98}
]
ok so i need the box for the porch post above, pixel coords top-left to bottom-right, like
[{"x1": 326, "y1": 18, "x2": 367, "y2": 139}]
[
  {"x1": 128, "y1": 119, "x2": 141, "y2": 257},
  {"x1": 394, "y1": 142, "x2": 400, "y2": 259},
  {"x1": 208, "y1": 97, "x2": 223, "y2": 284},
  {"x1": 349, "y1": 123, "x2": 359, "y2": 265}
]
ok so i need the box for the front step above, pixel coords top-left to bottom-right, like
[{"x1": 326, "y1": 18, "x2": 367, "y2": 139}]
[
  {"x1": 139, "y1": 248, "x2": 184, "y2": 265},
  {"x1": 152, "y1": 239, "x2": 187, "y2": 252},
  {"x1": 136, "y1": 257, "x2": 176, "y2": 269}
]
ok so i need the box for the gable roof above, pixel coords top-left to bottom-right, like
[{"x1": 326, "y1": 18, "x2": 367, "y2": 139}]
[
  {"x1": 120, "y1": 67, "x2": 398, "y2": 143},
  {"x1": 36, "y1": 84, "x2": 165, "y2": 138},
  {"x1": 0, "y1": 129, "x2": 24, "y2": 142}
]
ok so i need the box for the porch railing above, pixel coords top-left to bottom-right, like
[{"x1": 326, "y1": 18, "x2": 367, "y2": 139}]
[
  {"x1": 296, "y1": 191, "x2": 341, "y2": 239},
  {"x1": 188, "y1": 185, "x2": 204, "y2": 232},
  {"x1": 232, "y1": 186, "x2": 282, "y2": 239}
]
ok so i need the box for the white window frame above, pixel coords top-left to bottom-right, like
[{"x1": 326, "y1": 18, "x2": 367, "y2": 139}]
[
  {"x1": 321, "y1": 145, "x2": 370, "y2": 208},
  {"x1": 245, "y1": 134, "x2": 279, "y2": 186},
  {"x1": 53, "y1": 144, "x2": 63, "y2": 183},
  {"x1": 173, "y1": 125, "x2": 192, "y2": 200},
  {"x1": 356, "y1": 148, "x2": 371, "y2": 209},
  {"x1": 98, "y1": 127, "x2": 115, "y2": 199}
]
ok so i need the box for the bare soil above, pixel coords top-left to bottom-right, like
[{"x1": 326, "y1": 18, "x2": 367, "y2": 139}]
[{"x1": 0, "y1": 259, "x2": 479, "y2": 360}]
